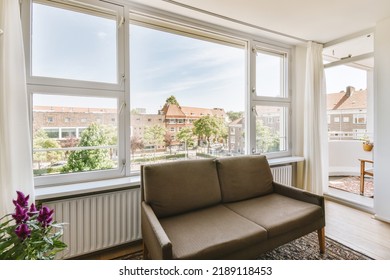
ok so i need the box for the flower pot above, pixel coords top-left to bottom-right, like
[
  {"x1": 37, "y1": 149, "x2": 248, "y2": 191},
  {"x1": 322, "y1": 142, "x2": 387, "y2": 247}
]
[{"x1": 363, "y1": 143, "x2": 373, "y2": 152}]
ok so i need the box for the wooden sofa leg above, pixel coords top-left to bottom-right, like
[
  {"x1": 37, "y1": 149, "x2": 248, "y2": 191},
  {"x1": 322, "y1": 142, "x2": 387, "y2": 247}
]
[{"x1": 317, "y1": 227, "x2": 326, "y2": 254}]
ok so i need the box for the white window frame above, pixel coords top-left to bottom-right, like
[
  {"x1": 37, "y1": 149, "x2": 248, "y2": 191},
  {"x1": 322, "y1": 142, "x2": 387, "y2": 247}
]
[
  {"x1": 29, "y1": 86, "x2": 126, "y2": 186},
  {"x1": 22, "y1": 0, "x2": 295, "y2": 188},
  {"x1": 23, "y1": 0, "x2": 129, "y2": 187},
  {"x1": 249, "y1": 42, "x2": 292, "y2": 158},
  {"x1": 22, "y1": 0, "x2": 126, "y2": 91}
]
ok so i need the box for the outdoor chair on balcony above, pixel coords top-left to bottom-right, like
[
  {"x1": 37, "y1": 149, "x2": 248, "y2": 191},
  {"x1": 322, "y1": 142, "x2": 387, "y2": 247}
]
[{"x1": 359, "y1": 159, "x2": 374, "y2": 196}]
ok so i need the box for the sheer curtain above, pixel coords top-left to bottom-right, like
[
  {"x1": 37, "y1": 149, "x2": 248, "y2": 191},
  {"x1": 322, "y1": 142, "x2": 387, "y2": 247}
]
[
  {"x1": 0, "y1": 0, "x2": 34, "y2": 217},
  {"x1": 303, "y1": 41, "x2": 328, "y2": 195}
]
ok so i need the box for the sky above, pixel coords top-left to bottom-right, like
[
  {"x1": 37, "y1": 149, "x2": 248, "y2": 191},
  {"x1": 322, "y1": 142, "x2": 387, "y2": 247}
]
[
  {"x1": 32, "y1": 2, "x2": 368, "y2": 112},
  {"x1": 325, "y1": 65, "x2": 367, "y2": 94},
  {"x1": 129, "y1": 24, "x2": 246, "y2": 113}
]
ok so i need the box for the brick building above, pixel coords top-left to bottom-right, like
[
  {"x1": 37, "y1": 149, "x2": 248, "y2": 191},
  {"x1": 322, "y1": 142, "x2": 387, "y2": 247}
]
[
  {"x1": 327, "y1": 87, "x2": 367, "y2": 140},
  {"x1": 34, "y1": 103, "x2": 227, "y2": 150},
  {"x1": 159, "y1": 103, "x2": 226, "y2": 145},
  {"x1": 33, "y1": 106, "x2": 118, "y2": 144}
]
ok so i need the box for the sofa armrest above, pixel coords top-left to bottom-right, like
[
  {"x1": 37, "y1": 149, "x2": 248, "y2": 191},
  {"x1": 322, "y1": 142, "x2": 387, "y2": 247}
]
[
  {"x1": 141, "y1": 201, "x2": 173, "y2": 259},
  {"x1": 273, "y1": 182, "x2": 325, "y2": 210}
]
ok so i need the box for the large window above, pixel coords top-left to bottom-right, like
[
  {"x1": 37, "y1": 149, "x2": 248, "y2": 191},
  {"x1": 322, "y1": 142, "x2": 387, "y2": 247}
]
[
  {"x1": 26, "y1": 0, "x2": 125, "y2": 186},
  {"x1": 32, "y1": 94, "x2": 119, "y2": 178},
  {"x1": 24, "y1": 0, "x2": 292, "y2": 186},
  {"x1": 256, "y1": 51, "x2": 287, "y2": 98},
  {"x1": 252, "y1": 46, "x2": 291, "y2": 156},
  {"x1": 31, "y1": 2, "x2": 118, "y2": 83},
  {"x1": 254, "y1": 105, "x2": 288, "y2": 154},
  {"x1": 129, "y1": 23, "x2": 246, "y2": 172}
]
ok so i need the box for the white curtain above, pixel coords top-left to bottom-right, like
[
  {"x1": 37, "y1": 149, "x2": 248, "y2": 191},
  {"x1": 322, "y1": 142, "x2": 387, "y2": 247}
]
[
  {"x1": 0, "y1": 0, "x2": 34, "y2": 217},
  {"x1": 303, "y1": 41, "x2": 328, "y2": 195}
]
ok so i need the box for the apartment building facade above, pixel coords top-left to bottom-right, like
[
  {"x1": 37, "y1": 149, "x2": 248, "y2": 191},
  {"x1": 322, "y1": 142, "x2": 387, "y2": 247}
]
[{"x1": 327, "y1": 87, "x2": 368, "y2": 140}]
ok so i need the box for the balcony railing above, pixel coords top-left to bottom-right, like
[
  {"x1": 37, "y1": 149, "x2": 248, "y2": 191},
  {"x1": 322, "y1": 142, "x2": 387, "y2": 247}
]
[{"x1": 328, "y1": 136, "x2": 373, "y2": 176}]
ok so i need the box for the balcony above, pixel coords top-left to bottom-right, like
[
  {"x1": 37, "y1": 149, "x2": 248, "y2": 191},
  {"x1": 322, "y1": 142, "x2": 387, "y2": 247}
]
[{"x1": 327, "y1": 137, "x2": 374, "y2": 211}]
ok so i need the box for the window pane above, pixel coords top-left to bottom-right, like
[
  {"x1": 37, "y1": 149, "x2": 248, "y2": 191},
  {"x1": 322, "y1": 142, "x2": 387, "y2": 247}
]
[
  {"x1": 255, "y1": 105, "x2": 288, "y2": 153},
  {"x1": 256, "y1": 51, "x2": 286, "y2": 97},
  {"x1": 32, "y1": 94, "x2": 118, "y2": 176},
  {"x1": 32, "y1": 2, "x2": 117, "y2": 83},
  {"x1": 129, "y1": 24, "x2": 245, "y2": 172}
]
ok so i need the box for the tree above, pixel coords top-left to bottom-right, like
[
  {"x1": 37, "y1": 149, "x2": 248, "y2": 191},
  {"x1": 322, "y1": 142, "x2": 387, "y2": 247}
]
[
  {"x1": 62, "y1": 123, "x2": 113, "y2": 172},
  {"x1": 130, "y1": 108, "x2": 141, "y2": 115},
  {"x1": 165, "y1": 95, "x2": 180, "y2": 106},
  {"x1": 176, "y1": 127, "x2": 194, "y2": 157},
  {"x1": 130, "y1": 135, "x2": 144, "y2": 158},
  {"x1": 33, "y1": 130, "x2": 63, "y2": 169},
  {"x1": 255, "y1": 120, "x2": 280, "y2": 153},
  {"x1": 103, "y1": 125, "x2": 118, "y2": 159},
  {"x1": 144, "y1": 124, "x2": 166, "y2": 156},
  {"x1": 193, "y1": 116, "x2": 226, "y2": 153},
  {"x1": 164, "y1": 132, "x2": 174, "y2": 154},
  {"x1": 226, "y1": 111, "x2": 244, "y2": 122}
]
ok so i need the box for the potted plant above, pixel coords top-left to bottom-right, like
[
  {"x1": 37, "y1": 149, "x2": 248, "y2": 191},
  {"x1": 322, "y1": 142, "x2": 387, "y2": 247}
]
[
  {"x1": 0, "y1": 191, "x2": 67, "y2": 260},
  {"x1": 361, "y1": 135, "x2": 374, "y2": 152}
]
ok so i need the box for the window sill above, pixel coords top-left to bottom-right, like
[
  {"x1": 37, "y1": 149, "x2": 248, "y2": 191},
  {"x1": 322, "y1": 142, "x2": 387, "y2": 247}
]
[
  {"x1": 35, "y1": 156, "x2": 304, "y2": 201},
  {"x1": 35, "y1": 176, "x2": 141, "y2": 201},
  {"x1": 268, "y1": 156, "x2": 304, "y2": 166}
]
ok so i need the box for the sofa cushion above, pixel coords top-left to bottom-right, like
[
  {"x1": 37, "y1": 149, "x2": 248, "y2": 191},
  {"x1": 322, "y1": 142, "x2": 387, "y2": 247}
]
[
  {"x1": 216, "y1": 155, "x2": 273, "y2": 202},
  {"x1": 160, "y1": 205, "x2": 268, "y2": 259},
  {"x1": 142, "y1": 159, "x2": 221, "y2": 218},
  {"x1": 224, "y1": 193, "x2": 324, "y2": 238}
]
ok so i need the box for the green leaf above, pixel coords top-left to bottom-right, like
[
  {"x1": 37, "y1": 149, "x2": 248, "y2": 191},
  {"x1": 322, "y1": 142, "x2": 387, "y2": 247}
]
[{"x1": 43, "y1": 236, "x2": 53, "y2": 245}]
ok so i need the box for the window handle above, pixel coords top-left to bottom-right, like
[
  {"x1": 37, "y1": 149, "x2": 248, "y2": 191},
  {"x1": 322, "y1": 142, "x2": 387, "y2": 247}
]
[{"x1": 119, "y1": 102, "x2": 126, "y2": 115}]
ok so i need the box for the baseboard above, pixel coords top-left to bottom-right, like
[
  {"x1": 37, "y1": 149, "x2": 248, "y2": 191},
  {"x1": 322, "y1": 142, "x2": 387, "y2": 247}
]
[
  {"x1": 373, "y1": 214, "x2": 390, "y2": 224},
  {"x1": 324, "y1": 193, "x2": 374, "y2": 214}
]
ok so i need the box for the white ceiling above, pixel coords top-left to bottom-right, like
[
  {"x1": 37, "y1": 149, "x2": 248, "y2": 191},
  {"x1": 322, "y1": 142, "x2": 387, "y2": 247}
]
[
  {"x1": 130, "y1": 0, "x2": 390, "y2": 69},
  {"x1": 131, "y1": 0, "x2": 390, "y2": 44}
]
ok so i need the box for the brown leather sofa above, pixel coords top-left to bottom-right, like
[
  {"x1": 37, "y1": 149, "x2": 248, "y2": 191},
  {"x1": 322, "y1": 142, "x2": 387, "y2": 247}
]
[{"x1": 141, "y1": 155, "x2": 325, "y2": 259}]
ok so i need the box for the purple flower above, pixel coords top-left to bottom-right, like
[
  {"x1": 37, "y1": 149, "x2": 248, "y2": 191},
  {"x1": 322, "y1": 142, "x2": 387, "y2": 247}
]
[
  {"x1": 28, "y1": 203, "x2": 39, "y2": 217},
  {"x1": 15, "y1": 224, "x2": 31, "y2": 240},
  {"x1": 12, "y1": 204, "x2": 29, "y2": 224},
  {"x1": 37, "y1": 206, "x2": 54, "y2": 227},
  {"x1": 12, "y1": 191, "x2": 30, "y2": 208}
]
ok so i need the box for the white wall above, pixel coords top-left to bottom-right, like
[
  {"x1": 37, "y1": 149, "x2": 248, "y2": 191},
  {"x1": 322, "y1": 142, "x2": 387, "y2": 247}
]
[
  {"x1": 328, "y1": 141, "x2": 373, "y2": 176},
  {"x1": 374, "y1": 17, "x2": 390, "y2": 222},
  {"x1": 366, "y1": 70, "x2": 374, "y2": 140}
]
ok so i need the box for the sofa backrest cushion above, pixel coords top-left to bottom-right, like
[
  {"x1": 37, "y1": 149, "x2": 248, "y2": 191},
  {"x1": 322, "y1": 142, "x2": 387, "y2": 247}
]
[
  {"x1": 142, "y1": 159, "x2": 221, "y2": 218},
  {"x1": 216, "y1": 155, "x2": 273, "y2": 203}
]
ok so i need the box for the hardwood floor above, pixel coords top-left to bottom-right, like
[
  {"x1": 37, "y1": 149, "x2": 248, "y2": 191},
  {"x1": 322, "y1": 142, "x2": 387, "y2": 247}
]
[{"x1": 325, "y1": 199, "x2": 390, "y2": 260}]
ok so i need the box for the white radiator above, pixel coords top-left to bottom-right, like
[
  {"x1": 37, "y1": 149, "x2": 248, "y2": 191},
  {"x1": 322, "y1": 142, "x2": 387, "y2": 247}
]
[
  {"x1": 271, "y1": 165, "x2": 292, "y2": 186},
  {"x1": 43, "y1": 188, "x2": 142, "y2": 259}
]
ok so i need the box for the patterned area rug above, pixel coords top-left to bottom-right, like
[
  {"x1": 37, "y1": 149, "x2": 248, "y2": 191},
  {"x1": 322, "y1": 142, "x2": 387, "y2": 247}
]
[
  {"x1": 257, "y1": 232, "x2": 372, "y2": 260},
  {"x1": 329, "y1": 176, "x2": 374, "y2": 197},
  {"x1": 116, "y1": 232, "x2": 372, "y2": 260}
]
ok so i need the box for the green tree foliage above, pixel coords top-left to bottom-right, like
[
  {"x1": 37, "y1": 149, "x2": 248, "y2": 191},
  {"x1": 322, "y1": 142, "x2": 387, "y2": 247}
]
[
  {"x1": 255, "y1": 120, "x2": 280, "y2": 153},
  {"x1": 130, "y1": 108, "x2": 141, "y2": 115},
  {"x1": 193, "y1": 116, "x2": 226, "y2": 153},
  {"x1": 226, "y1": 111, "x2": 244, "y2": 122},
  {"x1": 176, "y1": 127, "x2": 194, "y2": 156},
  {"x1": 144, "y1": 124, "x2": 166, "y2": 156},
  {"x1": 62, "y1": 123, "x2": 113, "y2": 172},
  {"x1": 33, "y1": 130, "x2": 63, "y2": 169},
  {"x1": 165, "y1": 95, "x2": 180, "y2": 106}
]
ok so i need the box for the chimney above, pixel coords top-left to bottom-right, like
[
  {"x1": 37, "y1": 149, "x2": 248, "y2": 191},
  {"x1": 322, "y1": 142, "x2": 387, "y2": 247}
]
[{"x1": 346, "y1": 86, "x2": 355, "y2": 97}]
